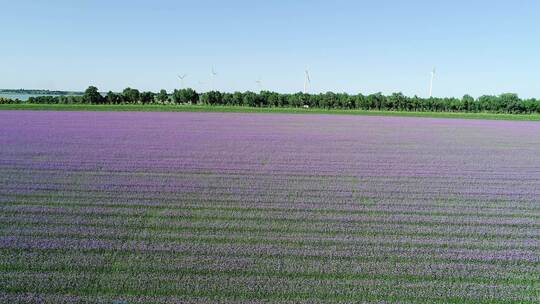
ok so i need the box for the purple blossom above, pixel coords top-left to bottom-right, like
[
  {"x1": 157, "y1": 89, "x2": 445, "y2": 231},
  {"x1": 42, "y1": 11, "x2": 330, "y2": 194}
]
[{"x1": 0, "y1": 111, "x2": 539, "y2": 302}]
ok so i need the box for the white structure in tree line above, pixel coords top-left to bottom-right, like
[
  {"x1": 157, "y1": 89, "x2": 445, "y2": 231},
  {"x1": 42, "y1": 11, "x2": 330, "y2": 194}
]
[
  {"x1": 429, "y1": 67, "x2": 436, "y2": 98},
  {"x1": 211, "y1": 67, "x2": 217, "y2": 91},
  {"x1": 303, "y1": 67, "x2": 311, "y2": 94},
  {"x1": 176, "y1": 74, "x2": 187, "y2": 88},
  {"x1": 197, "y1": 81, "x2": 206, "y2": 91},
  {"x1": 255, "y1": 77, "x2": 262, "y2": 92}
]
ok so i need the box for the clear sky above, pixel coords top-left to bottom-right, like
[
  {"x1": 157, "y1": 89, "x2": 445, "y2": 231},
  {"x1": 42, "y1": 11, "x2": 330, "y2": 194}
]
[{"x1": 1, "y1": 0, "x2": 539, "y2": 97}]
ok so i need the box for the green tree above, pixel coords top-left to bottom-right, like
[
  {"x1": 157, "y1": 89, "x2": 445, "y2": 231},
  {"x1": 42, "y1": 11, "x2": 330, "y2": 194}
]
[
  {"x1": 83, "y1": 86, "x2": 104, "y2": 104},
  {"x1": 122, "y1": 88, "x2": 140, "y2": 104},
  {"x1": 242, "y1": 92, "x2": 258, "y2": 107},
  {"x1": 232, "y1": 92, "x2": 244, "y2": 106},
  {"x1": 203, "y1": 91, "x2": 223, "y2": 105},
  {"x1": 462, "y1": 95, "x2": 474, "y2": 112},
  {"x1": 106, "y1": 91, "x2": 122, "y2": 104},
  {"x1": 157, "y1": 89, "x2": 169, "y2": 104},
  {"x1": 388, "y1": 92, "x2": 407, "y2": 111},
  {"x1": 172, "y1": 88, "x2": 198, "y2": 104},
  {"x1": 140, "y1": 92, "x2": 155, "y2": 104},
  {"x1": 368, "y1": 93, "x2": 385, "y2": 110}
]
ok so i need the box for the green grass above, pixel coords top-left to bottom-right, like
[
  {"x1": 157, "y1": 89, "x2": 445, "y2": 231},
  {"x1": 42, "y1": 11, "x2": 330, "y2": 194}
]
[{"x1": 1, "y1": 103, "x2": 540, "y2": 121}]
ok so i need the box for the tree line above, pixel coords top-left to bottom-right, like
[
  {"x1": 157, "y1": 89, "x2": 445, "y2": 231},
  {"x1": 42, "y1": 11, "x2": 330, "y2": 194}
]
[
  {"x1": 0, "y1": 89, "x2": 82, "y2": 95},
  {"x1": 2, "y1": 86, "x2": 540, "y2": 114}
]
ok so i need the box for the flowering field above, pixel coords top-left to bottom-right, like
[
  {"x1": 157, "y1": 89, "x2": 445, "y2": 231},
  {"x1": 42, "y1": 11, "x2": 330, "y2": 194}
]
[{"x1": 1, "y1": 111, "x2": 539, "y2": 303}]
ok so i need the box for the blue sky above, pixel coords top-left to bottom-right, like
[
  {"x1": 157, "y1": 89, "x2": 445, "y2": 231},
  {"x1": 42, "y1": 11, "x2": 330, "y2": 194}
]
[{"x1": 1, "y1": 0, "x2": 539, "y2": 97}]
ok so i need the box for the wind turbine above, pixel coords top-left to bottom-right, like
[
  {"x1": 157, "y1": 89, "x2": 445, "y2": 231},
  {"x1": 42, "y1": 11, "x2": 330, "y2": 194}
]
[
  {"x1": 303, "y1": 67, "x2": 311, "y2": 94},
  {"x1": 197, "y1": 81, "x2": 206, "y2": 91},
  {"x1": 210, "y1": 67, "x2": 217, "y2": 91},
  {"x1": 255, "y1": 77, "x2": 262, "y2": 92},
  {"x1": 176, "y1": 74, "x2": 187, "y2": 89},
  {"x1": 429, "y1": 67, "x2": 436, "y2": 98}
]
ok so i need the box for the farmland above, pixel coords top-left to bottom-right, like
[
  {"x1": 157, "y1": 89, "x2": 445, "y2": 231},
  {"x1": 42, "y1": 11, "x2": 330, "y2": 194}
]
[
  {"x1": 3, "y1": 104, "x2": 540, "y2": 121},
  {"x1": 1, "y1": 110, "x2": 540, "y2": 303}
]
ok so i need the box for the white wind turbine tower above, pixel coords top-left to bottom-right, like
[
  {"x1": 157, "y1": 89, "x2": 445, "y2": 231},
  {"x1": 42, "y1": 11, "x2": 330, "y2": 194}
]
[
  {"x1": 197, "y1": 81, "x2": 206, "y2": 91},
  {"x1": 210, "y1": 67, "x2": 217, "y2": 91},
  {"x1": 429, "y1": 67, "x2": 436, "y2": 98},
  {"x1": 303, "y1": 67, "x2": 311, "y2": 94},
  {"x1": 177, "y1": 74, "x2": 187, "y2": 89},
  {"x1": 255, "y1": 77, "x2": 262, "y2": 92}
]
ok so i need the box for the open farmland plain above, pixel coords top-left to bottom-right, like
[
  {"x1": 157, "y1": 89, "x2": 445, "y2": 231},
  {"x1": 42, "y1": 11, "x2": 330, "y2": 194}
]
[{"x1": 0, "y1": 110, "x2": 539, "y2": 303}]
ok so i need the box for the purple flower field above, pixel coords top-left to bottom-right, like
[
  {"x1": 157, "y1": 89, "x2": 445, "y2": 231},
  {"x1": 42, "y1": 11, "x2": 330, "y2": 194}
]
[{"x1": 1, "y1": 110, "x2": 540, "y2": 303}]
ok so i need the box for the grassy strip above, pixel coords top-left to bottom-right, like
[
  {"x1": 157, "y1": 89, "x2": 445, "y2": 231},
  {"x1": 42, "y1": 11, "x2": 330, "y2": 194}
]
[
  {"x1": 0, "y1": 216, "x2": 540, "y2": 245},
  {"x1": 1, "y1": 178, "x2": 530, "y2": 198},
  {"x1": 3, "y1": 200, "x2": 539, "y2": 219},
  {"x1": 3, "y1": 184, "x2": 527, "y2": 207},
  {"x1": 5, "y1": 173, "x2": 525, "y2": 188},
  {"x1": 2, "y1": 104, "x2": 540, "y2": 121},
  {"x1": 3, "y1": 213, "x2": 537, "y2": 241},
  {"x1": 4, "y1": 197, "x2": 540, "y2": 216},
  {"x1": 5, "y1": 229, "x2": 539, "y2": 252},
  {"x1": 1, "y1": 246, "x2": 536, "y2": 268},
  {"x1": 1, "y1": 179, "x2": 535, "y2": 202},
  {"x1": 4, "y1": 167, "x2": 537, "y2": 184},
  {"x1": 0, "y1": 264, "x2": 535, "y2": 289},
  {"x1": 2, "y1": 267, "x2": 537, "y2": 303},
  {"x1": 0, "y1": 284, "x2": 519, "y2": 304},
  {"x1": 2, "y1": 208, "x2": 537, "y2": 229},
  {"x1": 5, "y1": 213, "x2": 540, "y2": 244},
  {"x1": 3, "y1": 248, "x2": 536, "y2": 276},
  {"x1": 4, "y1": 201, "x2": 540, "y2": 223},
  {"x1": 5, "y1": 197, "x2": 540, "y2": 217},
  {"x1": 2, "y1": 191, "x2": 536, "y2": 211}
]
